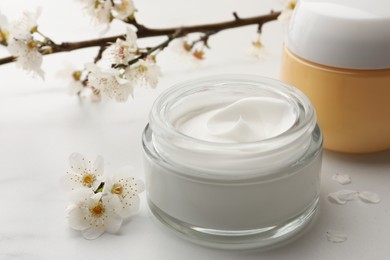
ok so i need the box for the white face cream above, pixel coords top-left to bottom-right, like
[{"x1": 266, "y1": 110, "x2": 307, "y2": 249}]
[
  {"x1": 142, "y1": 75, "x2": 323, "y2": 250},
  {"x1": 175, "y1": 97, "x2": 296, "y2": 143}
]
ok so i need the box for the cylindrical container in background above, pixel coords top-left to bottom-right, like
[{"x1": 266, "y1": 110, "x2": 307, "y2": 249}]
[{"x1": 280, "y1": 0, "x2": 390, "y2": 153}]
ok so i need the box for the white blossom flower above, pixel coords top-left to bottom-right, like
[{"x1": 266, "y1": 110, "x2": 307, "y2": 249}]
[
  {"x1": 112, "y1": 0, "x2": 136, "y2": 20},
  {"x1": 95, "y1": 0, "x2": 113, "y2": 25},
  {"x1": 7, "y1": 38, "x2": 45, "y2": 78},
  {"x1": 77, "y1": 0, "x2": 96, "y2": 13},
  {"x1": 0, "y1": 11, "x2": 9, "y2": 45},
  {"x1": 66, "y1": 188, "x2": 123, "y2": 239},
  {"x1": 125, "y1": 58, "x2": 161, "y2": 89},
  {"x1": 89, "y1": 89, "x2": 102, "y2": 102},
  {"x1": 86, "y1": 63, "x2": 134, "y2": 102},
  {"x1": 103, "y1": 27, "x2": 138, "y2": 64},
  {"x1": 56, "y1": 63, "x2": 85, "y2": 95},
  {"x1": 78, "y1": 0, "x2": 97, "y2": 22},
  {"x1": 10, "y1": 7, "x2": 42, "y2": 39},
  {"x1": 80, "y1": 0, "x2": 113, "y2": 26},
  {"x1": 103, "y1": 168, "x2": 144, "y2": 218},
  {"x1": 61, "y1": 153, "x2": 104, "y2": 192},
  {"x1": 6, "y1": 8, "x2": 44, "y2": 78},
  {"x1": 278, "y1": 0, "x2": 298, "y2": 22},
  {"x1": 249, "y1": 33, "x2": 266, "y2": 59},
  {"x1": 170, "y1": 38, "x2": 191, "y2": 55}
]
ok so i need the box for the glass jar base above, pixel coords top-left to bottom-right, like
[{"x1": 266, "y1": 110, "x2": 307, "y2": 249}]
[{"x1": 148, "y1": 197, "x2": 319, "y2": 250}]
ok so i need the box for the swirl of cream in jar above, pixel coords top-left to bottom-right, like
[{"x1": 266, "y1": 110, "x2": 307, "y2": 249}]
[{"x1": 174, "y1": 97, "x2": 297, "y2": 143}]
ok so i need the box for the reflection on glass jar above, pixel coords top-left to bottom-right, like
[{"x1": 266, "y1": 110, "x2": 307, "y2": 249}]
[{"x1": 142, "y1": 75, "x2": 323, "y2": 250}]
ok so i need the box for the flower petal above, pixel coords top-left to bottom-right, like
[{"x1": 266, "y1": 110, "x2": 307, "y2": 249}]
[
  {"x1": 332, "y1": 173, "x2": 352, "y2": 185},
  {"x1": 125, "y1": 27, "x2": 137, "y2": 46},
  {"x1": 67, "y1": 205, "x2": 90, "y2": 231},
  {"x1": 82, "y1": 226, "x2": 105, "y2": 240},
  {"x1": 120, "y1": 196, "x2": 140, "y2": 218},
  {"x1": 328, "y1": 192, "x2": 346, "y2": 205},
  {"x1": 69, "y1": 187, "x2": 95, "y2": 204},
  {"x1": 104, "y1": 213, "x2": 123, "y2": 234},
  {"x1": 328, "y1": 190, "x2": 357, "y2": 205},
  {"x1": 69, "y1": 153, "x2": 88, "y2": 174},
  {"x1": 93, "y1": 155, "x2": 104, "y2": 176},
  {"x1": 102, "y1": 175, "x2": 114, "y2": 195},
  {"x1": 102, "y1": 193, "x2": 122, "y2": 212},
  {"x1": 359, "y1": 191, "x2": 381, "y2": 204},
  {"x1": 326, "y1": 230, "x2": 348, "y2": 243},
  {"x1": 114, "y1": 166, "x2": 135, "y2": 178},
  {"x1": 134, "y1": 179, "x2": 145, "y2": 194},
  {"x1": 60, "y1": 172, "x2": 82, "y2": 192},
  {"x1": 335, "y1": 190, "x2": 358, "y2": 201}
]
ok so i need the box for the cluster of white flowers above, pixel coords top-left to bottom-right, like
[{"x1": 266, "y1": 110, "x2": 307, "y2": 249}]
[
  {"x1": 278, "y1": 0, "x2": 298, "y2": 22},
  {"x1": 0, "y1": 8, "x2": 45, "y2": 78},
  {"x1": 62, "y1": 153, "x2": 144, "y2": 239},
  {"x1": 79, "y1": 0, "x2": 136, "y2": 25},
  {"x1": 84, "y1": 27, "x2": 161, "y2": 102}
]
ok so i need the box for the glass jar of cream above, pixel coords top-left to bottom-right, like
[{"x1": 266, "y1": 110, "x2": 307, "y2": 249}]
[{"x1": 142, "y1": 75, "x2": 323, "y2": 250}]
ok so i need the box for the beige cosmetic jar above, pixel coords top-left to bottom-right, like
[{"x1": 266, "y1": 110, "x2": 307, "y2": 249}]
[{"x1": 280, "y1": 0, "x2": 390, "y2": 153}]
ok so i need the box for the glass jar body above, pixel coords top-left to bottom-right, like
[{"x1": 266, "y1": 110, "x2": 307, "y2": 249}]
[{"x1": 142, "y1": 75, "x2": 323, "y2": 249}]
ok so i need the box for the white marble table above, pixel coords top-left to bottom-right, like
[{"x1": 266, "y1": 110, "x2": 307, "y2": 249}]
[{"x1": 1, "y1": 0, "x2": 389, "y2": 259}]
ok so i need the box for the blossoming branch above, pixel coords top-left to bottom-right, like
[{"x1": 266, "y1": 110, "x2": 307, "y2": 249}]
[{"x1": 0, "y1": 0, "x2": 295, "y2": 102}]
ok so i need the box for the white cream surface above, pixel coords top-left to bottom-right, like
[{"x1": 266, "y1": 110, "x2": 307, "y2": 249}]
[{"x1": 174, "y1": 97, "x2": 296, "y2": 143}]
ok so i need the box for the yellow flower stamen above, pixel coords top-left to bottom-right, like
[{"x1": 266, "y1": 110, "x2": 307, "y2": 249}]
[
  {"x1": 117, "y1": 1, "x2": 129, "y2": 11},
  {"x1": 0, "y1": 30, "x2": 9, "y2": 44},
  {"x1": 137, "y1": 65, "x2": 147, "y2": 74},
  {"x1": 72, "y1": 71, "x2": 82, "y2": 81},
  {"x1": 27, "y1": 40, "x2": 36, "y2": 49},
  {"x1": 287, "y1": 0, "x2": 297, "y2": 10},
  {"x1": 193, "y1": 49, "x2": 205, "y2": 60},
  {"x1": 183, "y1": 41, "x2": 192, "y2": 52},
  {"x1": 111, "y1": 183, "x2": 123, "y2": 195},
  {"x1": 82, "y1": 173, "x2": 96, "y2": 187},
  {"x1": 90, "y1": 203, "x2": 105, "y2": 217}
]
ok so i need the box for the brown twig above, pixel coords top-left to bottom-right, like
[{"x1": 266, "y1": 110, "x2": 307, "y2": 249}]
[
  {"x1": 94, "y1": 45, "x2": 107, "y2": 63},
  {"x1": 0, "y1": 11, "x2": 281, "y2": 65}
]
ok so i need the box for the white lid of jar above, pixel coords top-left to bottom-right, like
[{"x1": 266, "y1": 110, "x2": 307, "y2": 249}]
[{"x1": 285, "y1": 0, "x2": 390, "y2": 70}]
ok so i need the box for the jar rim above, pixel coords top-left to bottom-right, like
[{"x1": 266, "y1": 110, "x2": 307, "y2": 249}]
[
  {"x1": 146, "y1": 74, "x2": 321, "y2": 180},
  {"x1": 150, "y1": 74, "x2": 316, "y2": 150}
]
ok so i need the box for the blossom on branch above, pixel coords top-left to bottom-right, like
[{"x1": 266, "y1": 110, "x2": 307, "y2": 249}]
[
  {"x1": 9, "y1": 7, "x2": 41, "y2": 39},
  {"x1": 103, "y1": 27, "x2": 138, "y2": 64},
  {"x1": 7, "y1": 38, "x2": 45, "y2": 78},
  {"x1": 125, "y1": 58, "x2": 161, "y2": 89},
  {"x1": 94, "y1": 0, "x2": 113, "y2": 25},
  {"x1": 249, "y1": 33, "x2": 266, "y2": 58},
  {"x1": 5, "y1": 8, "x2": 45, "y2": 78},
  {"x1": 86, "y1": 63, "x2": 134, "y2": 102},
  {"x1": 0, "y1": 4, "x2": 283, "y2": 104},
  {"x1": 79, "y1": 0, "x2": 136, "y2": 25},
  {"x1": 79, "y1": 0, "x2": 113, "y2": 25},
  {"x1": 112, "y1": 0, "x2": 136, "y2": 21}
]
